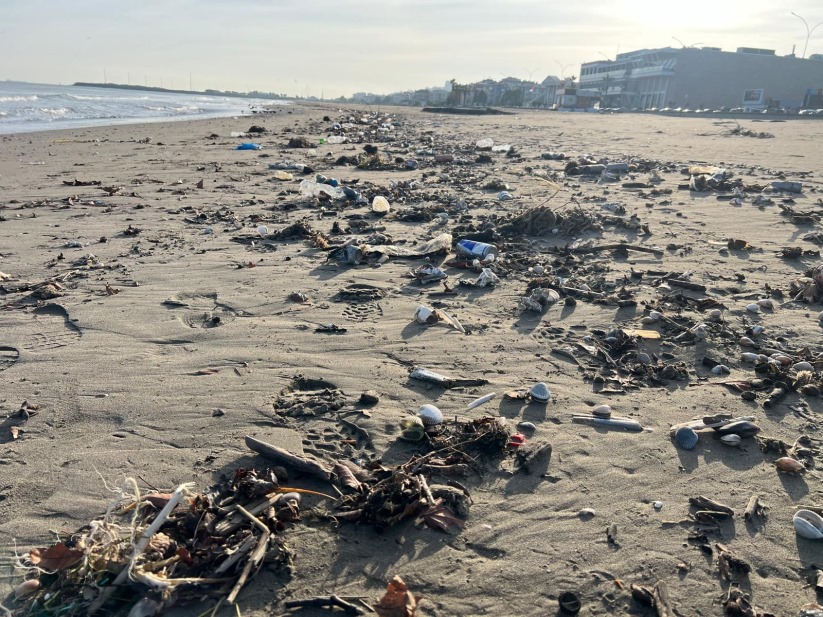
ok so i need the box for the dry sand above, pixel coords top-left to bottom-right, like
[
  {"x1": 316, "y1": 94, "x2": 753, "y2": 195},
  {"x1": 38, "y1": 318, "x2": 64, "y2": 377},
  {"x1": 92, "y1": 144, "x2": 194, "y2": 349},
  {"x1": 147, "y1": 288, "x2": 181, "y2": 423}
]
[{"x1": 1, "y1": 106, "x2": 822, "y2": 616}]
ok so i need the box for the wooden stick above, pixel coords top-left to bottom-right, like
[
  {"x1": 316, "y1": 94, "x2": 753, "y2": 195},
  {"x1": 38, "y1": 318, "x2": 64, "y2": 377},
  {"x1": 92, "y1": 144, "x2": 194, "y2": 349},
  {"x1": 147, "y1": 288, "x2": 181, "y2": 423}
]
[
  {"x1": 667, "y1": 278, "x2": 706, "y2": 292},
  {"x1": 245, "y1": 436, "x2": 332, "y2": 481},
  {"x1": 569, "y1": 243, "x2": 663, "y2": 258},
  {"x1": 227, "y1": 528, "x2": 270, "y2": 604},
  {"x1": 283, "y1": 595, "x2": 364, "y2": 615}
]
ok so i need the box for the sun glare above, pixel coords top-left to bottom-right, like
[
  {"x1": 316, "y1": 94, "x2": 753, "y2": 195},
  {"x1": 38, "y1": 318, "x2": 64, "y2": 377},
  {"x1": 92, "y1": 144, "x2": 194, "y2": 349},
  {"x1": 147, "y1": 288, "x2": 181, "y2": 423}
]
[{"x1": 619, "y1": 0, "x2": 743, "y2": 35}]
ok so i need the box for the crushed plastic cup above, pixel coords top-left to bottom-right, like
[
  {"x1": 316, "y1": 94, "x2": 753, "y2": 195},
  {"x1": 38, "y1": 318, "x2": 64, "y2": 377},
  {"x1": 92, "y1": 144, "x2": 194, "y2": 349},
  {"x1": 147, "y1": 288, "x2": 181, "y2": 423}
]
[{"x1": 272, "y1": 171, "x2": 293, "y2": 181}]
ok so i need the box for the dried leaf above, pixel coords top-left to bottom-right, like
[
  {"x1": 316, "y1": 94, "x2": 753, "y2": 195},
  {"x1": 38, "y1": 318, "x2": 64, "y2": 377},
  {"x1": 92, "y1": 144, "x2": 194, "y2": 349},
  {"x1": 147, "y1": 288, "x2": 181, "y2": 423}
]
[
  {"x1": 421, "y1": 502, "x2": 465, "y2": 533},
  {"x1": 374, "y1": 575, "x2": 420, "y2": 617},
  {"x1": 30, "y1": 543, "x2": 83, "y2": 572}
]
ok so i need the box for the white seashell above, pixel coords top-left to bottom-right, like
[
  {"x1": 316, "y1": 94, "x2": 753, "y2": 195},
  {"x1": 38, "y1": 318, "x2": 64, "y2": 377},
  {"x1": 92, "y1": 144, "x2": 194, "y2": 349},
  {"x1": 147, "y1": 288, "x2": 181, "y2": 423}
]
[
  {"x1": 653, "y1": 501, "x2": 664, "y2": 511},
  {"x1": 531, "y1": 265, "x2": 545, "y2": 275},
  {"x1": 750, "y1": 325, "x2": 765, "y2": 335},
  {"x1": 401, "y1": 416, "x2": 424, "y2": 429},
  {"x1": 530, "y1": 382, "x2": 551, "y2": 402},
  {"x1": 517, "y1": 421, "x2": 537, "y2": 431},
  {"x1": 793, "y1": 361, "x2": 814, "y2": 372},
  {"x1": 720, "y1": 434, "x2": 742, "y2": 447},
  {"x1": 692, "y1": 325, "x2": 707, "y2": 339},
  {"x1": 793, "y1": 509, "x2": 823, "y2": 540},
  {"x1": 739, "y1": 337, "x2": 756, "y2": 347},
  {"x1": 640, "y1": 317, "x2": 657, "y2": 325},
  {"x1": 711, "y1": 364, "x2": 731, "y2": 375},
  {"x1": 257, "y1": 225, "x2": 269, "y2": 237},
  {"x1": 649, "y1": 311, "x2": 663, "y2": 321},
  {"x1": 746, "y1": 303, "x2": 760, "y2": 313},
  {"x1": 756, "y1": 298, "x2": 774, "y2": 309},
  {"x1": 708, "y1": 309, "x2": 722, "y2": 320},
  {"x1": 740, "y1": 352, "x2": 760, "y2": 363},
  {"x1": 592, "y1": 404, "x2": 612, "y2": 418},
  {"x1": 416, "y1": 404, "x2": 443, "y2": 426},
  {"x1": 467, "y1": 392, "x2": 496, "y2": 409},
  {"x1": 578, "y1": 507, "x2": 596, "y2": 517}
]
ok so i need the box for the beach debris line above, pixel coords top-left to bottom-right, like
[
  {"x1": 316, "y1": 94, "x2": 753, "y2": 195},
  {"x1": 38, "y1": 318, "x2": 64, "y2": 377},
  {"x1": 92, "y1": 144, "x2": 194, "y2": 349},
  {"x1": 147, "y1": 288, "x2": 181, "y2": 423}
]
[{"x1": 10, "y1": 472, "x2": 304, "y2": 617}]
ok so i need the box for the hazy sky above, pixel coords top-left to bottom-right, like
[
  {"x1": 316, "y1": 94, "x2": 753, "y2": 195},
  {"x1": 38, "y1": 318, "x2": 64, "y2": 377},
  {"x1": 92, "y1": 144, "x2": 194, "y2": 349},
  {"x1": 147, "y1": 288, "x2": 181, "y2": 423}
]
[{"x1": 1, "y1": 0, "x2": 821, "y2": 98}]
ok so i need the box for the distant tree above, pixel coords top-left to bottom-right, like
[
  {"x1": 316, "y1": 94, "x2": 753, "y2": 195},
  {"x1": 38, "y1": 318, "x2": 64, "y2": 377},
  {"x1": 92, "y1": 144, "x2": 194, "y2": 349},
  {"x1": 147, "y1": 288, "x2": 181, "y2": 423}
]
[{"x1": 473, "y1": 90, "x2": 488, "y2": 106}]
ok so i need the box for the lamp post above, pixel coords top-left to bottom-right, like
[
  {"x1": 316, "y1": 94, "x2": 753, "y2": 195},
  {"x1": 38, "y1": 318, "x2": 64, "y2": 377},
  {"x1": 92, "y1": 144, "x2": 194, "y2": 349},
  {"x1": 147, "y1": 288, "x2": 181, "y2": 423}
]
[{"x1": 791, "y1": 12, "x2": 823, "y2": 58}]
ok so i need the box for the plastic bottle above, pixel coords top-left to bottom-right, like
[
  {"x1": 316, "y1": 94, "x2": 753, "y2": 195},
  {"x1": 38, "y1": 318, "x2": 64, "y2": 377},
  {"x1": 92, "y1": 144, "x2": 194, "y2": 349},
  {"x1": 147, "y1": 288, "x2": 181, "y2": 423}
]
[
  {"x1": 300, "y1": 180, "x2": 344, "y2": 199},
  {"x1": 326, "y1": 135, "x2": 347, "y2": 144}
]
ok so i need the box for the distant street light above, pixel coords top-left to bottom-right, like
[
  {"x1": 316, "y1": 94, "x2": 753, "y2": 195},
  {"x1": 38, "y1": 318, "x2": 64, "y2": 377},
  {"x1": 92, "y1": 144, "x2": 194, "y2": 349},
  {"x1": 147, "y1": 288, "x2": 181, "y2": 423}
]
[
  {"x1": 792, "y1": 12, "x2": 823, "y2": 58},
  {"x1": 596, "y1": 52, "x2": 610, "y2": 61},
  {"x1": 523, "y1": 67, "x2": 541, "y2": 82},
  {"x1": 555, "y1": 61, "x2": 573, "y2": 79}
]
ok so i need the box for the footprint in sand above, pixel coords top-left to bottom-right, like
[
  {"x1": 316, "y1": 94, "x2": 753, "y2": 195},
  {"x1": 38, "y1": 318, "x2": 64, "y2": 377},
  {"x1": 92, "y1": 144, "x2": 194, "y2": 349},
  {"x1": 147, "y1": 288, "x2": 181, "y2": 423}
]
[
  {"x1": 161, "y1": 292, "x2": 240, "y2": 328},
  {"x1": 21, "y1": 304, "x2": 82, "y2": 352},
  {"x1": 0, "y1": 346, "x2": 20, "y2": 371}
]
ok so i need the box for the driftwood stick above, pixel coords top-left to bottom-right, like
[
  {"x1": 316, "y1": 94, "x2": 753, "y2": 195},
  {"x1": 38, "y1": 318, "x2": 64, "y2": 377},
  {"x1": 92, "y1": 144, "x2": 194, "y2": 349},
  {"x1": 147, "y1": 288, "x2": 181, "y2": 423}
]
[
  {"x1": 214, "y1": 535, "x2": 256, "y2": 574},
  {"x1": 227, "y1": 527, "x2": 271, "y2": 604},
  {"x1": 284, "y1": 595, "x2": 365, "y2": 615},
  {"x1": 667, "y1": 278, "x2": 706, "y2": 292},
  {"x1": 653, "y1": 580, "x2": 675, "y2": 617},
  {"x1": 245, "y1": 435, "x2": 332, "y2": 481},
  {"x1": 237, "y1": 504, "x2": 269, "y2": 533},
  {"x1": 570, "y1": 243, "x2": 664, "y2": 258}
]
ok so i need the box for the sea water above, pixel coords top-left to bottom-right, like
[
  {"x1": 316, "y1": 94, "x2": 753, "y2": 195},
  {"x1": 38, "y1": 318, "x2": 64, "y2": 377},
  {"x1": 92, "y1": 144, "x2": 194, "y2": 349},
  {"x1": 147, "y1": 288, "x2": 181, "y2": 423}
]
[{"x1": 0, "y1": 81, "x2": 287, "y2": 134}]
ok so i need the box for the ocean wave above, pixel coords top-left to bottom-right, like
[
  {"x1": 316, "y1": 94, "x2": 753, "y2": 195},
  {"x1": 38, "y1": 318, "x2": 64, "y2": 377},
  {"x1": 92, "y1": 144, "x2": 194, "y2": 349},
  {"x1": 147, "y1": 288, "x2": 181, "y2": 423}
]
[
  {"x1": 38, "y1": 107, "x2": 69, "y2": 116},
  {"x1": 0, "y1": 95, "x2": 38, "y2": 102}
]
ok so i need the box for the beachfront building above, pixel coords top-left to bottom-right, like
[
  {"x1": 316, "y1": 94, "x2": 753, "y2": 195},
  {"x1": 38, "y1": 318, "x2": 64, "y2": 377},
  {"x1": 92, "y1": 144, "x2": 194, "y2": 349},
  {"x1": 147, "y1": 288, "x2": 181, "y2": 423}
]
[
  {"x1": 579, "y1": 47, "x2": 823, "y2": 110},
  {"x1": 447, "y1": 76, "x2": 562, "y2": 108}
]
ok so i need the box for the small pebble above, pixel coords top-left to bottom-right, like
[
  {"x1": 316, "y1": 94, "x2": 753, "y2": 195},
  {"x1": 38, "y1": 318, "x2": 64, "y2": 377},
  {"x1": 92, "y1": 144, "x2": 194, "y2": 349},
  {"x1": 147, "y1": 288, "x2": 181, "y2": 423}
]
[{"x1": 653, "y1": 501, "x2": 664, "y2": 511}]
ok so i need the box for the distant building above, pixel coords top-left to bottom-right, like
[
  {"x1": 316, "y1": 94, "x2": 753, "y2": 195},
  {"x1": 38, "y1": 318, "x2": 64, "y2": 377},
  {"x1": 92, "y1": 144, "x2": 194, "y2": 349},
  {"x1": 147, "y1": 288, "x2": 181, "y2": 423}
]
[{"x1": 579, "y1": 46, "x2": 823, "y2": 110}]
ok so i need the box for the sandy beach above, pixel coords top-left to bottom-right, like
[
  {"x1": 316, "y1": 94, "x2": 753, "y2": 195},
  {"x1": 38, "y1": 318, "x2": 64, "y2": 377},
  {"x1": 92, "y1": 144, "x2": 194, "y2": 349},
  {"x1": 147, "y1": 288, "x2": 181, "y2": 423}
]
[{"x1": 1, "y1": 105, "x2": 822, "y2": 616}]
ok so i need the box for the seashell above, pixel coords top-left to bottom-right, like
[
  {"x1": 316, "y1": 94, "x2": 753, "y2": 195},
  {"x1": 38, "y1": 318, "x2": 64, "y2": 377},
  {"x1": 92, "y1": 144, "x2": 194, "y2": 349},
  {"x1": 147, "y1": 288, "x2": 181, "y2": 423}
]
[
  {"x1": 529, "y1": 382, "x2": 551, "y2": 403},
  {"x1": 715, "y1": 420, "x2": 761, "y2": 438},
  {"x1": 649, "y1": 310, "x2": 663, "y2": 321},
  {"x1": 640, "y1": 316, "x2": 657, "y2": 325},
  {"x1": 739, "y1": 337, "x2": 756, "y2": 347},
  {"x1": 14, "y1": 579, "x2": 40, "y2": 600},
  {"x1": 711, "y1": 364, "x2": 731, "y2": 375},
  {"x1": 708, "y1": 308, "x2": 722, "y2": 320},
  {"x1": 636, "y1": 352, "x2": 651, "y2": 365},
  {"x1": 517, "y1": 421, "x2": 537, "y2": 431},
  {"x1": 818, "y1": 311, "x2": 823, "y2": 321},
  {"x1": 745, "y1": 303, "x2": 760, "y2": 313},
  {"x1": 400, "y1": 424, "x2": 426, "y2": 441},
  {"x1": 257, "y1": 225, "x2": 269, "y2": 237},
  {"x1": 674, "y1": 427, "x2": 699, "y2": 450},
  {"x1": 750, "y1": 325, "x2": 765, "y2": 335},
  {"x1": 770, "y1": 354, "x2": 793, "y2": 365},
  {"x1": 530, "y1": 265, "x2": 545, "y2": 275},
  {"x1": 275, "y1": 492, "x2": 301, "y2": 506},
  {"x1": 401, "y1": 416, "x2": 424, "y2": 429},
  {"x1": 558, "y1": 591, "x2": 581, "y2": 615},
  {"x1": 756, "y1": 298, "x2": 774, "y2": 309},
  {"x1": 592, "y1": 404, "x2": 612, "y2": 418},
  {"x1": 793, "y1": 509, "x2": 823, "y2": 540},
  {"x1": 720, "y1": 434, "x2": 742, "y2": 447},
  {"x1": 653, "y1": 501, "x2": 664, "y2": 511},
  {"x1": 775, "y1": 457, "x2": 805, "y2": 474},
  {"x1": 793, "y1": 361, "x2": 814, "y2": 372},
  {"x1": 741, "y1": 352, "x2": 760, "y2": 362},
  {"x1": 416, "y1": 404, "x2": 443, "y2": 426},
  {"x1": 691, "y1": 325, "x2": 708, "y2": 339},
  {"x1": 578, "y1": 507, "x2": 596, "y2": 518}
]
